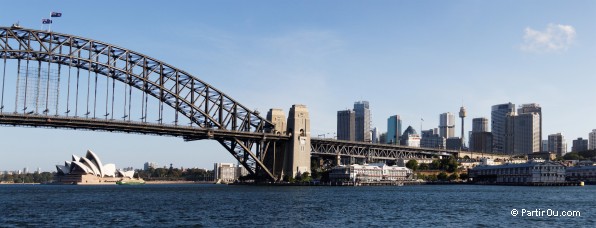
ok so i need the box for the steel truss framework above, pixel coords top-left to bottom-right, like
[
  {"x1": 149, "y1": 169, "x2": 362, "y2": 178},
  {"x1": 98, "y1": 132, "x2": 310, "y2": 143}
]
[
  {"x1": 311, "y1": 138, "x2": 459, "y2": 161},
  {"x1": 0, "y1": 26, "x2": 281, "y2": 180}
]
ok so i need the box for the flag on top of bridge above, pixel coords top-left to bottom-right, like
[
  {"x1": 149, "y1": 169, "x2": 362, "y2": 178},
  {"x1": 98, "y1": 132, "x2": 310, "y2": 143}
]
[
  {"x1": 51, "y1": 12, "x2": 62, "y2": 17},
  {"x1": 42, "y1": 19, "x2": 53, "y2": 24}
]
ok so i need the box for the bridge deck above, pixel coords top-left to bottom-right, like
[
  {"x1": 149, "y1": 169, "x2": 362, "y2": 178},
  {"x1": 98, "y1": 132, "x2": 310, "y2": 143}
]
[{"x1": 0, "y1": 113, "x2": 289, "y2": 141}]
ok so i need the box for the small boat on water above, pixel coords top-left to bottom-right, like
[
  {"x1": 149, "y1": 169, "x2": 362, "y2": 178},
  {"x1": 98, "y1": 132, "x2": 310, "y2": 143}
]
[{"x1": 116, "y1": 178, "x2": 146, "y2": 185}]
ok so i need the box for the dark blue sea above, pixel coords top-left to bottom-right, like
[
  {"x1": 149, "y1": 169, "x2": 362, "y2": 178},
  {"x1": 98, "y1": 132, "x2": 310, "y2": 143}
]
[{"x1": 0, "y1": 184, "x2": 594, "y2": 227}]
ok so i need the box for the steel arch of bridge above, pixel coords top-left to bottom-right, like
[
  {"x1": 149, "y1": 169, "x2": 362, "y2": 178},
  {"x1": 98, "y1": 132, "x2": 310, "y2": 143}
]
[{"x1": 0, "y1": 26, "x2": 281, "y2": 180}]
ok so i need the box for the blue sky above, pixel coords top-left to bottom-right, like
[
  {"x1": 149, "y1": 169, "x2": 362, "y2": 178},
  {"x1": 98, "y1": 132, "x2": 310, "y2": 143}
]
[{"x1": 1, "y1": 1, "x2": 595, "y2": 171}]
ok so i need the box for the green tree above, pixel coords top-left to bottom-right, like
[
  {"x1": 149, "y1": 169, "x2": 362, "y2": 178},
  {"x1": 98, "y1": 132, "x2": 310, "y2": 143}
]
[
  {"x1": 437, "y1": 172, "x2": 448, "y2": 181},
  {"x1": 300, "y1": 172, "x2": 312, "y2": 182},
  {"x1": 440, "y1": 156, "x2": 459, "y2": 173},
  {"x1": 578, "y1": 150, "x2": 596, "y2": 159},
  {"x1": 448, "y1": 173, "x2": 459, "y2": 181},
  {"x1": 406, "y1": 160, "x2": 418, "y2": 171},
  {"x1": 418, "y1": 163, "x2": 429, "y2": 170},
  {"x1": 563, "y1": 152, "x2": 583, "y2": 160},
  {"x1": 427, "y1": 174, "x2": 438, "y2": 181},
  {"x1": 416, "y1": 174, "x2": 426, "y2": 180},
  {"x1": 430, "y1": 160, "x2": 441, "y2": 170}
]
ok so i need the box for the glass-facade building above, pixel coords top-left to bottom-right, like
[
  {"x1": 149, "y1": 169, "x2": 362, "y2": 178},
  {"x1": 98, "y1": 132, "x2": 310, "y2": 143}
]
[
  {"x1": 491, "y1": 103, "x2": 515, "y2": 153},
  {"x1": 386, "y1": 115, "x2": 402, "y2": 145}
]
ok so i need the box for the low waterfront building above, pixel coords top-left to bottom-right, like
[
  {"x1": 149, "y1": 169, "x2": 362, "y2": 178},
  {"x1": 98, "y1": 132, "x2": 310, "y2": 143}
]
[
  {"x1": 566, "y1": 166, "x2": 596, "y2": 183},
  {"x1": 469, "y1": 161, "x2": 566, "y2": 184},
  {"x1": 329, "y1": 163, "x2": 412, "y2": 182},
  {"x1": 459, "y1": 160, "x2": 481, "y2": 170},
  {"x1": 214, "y1": 163, "x2": 238, "y2": 183},
  {"x1": 236, "y1": 165, "x2": 249, "y2": 179},
  {"x1": 54, "y1": 150, "x2": 138, "y2": 185}
]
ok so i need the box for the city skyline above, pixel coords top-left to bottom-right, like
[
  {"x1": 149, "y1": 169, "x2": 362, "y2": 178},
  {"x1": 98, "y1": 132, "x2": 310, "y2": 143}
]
[{"x1": 0, "y1": 1, "x2": 595, "y2": 171}]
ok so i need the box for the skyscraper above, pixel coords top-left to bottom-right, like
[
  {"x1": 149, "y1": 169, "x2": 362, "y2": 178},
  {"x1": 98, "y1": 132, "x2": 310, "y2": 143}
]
[
  {"x1": 469, "y1": 117, "x2": 492, "y2": 153},
  {"x1": 548, "y1": 133, "x2": 566, "y2": 157},
  {"x1": 354, "y1": 101, "x2": 371, "y2": 142},
  {"x1": 589, "y1": 130, "x2": 596, "y2": 150},
  {"x1": 371, "y1": 127, "x2": 379, "y2": 143},
  {"x1": 386, "y1": 115, "x2": 402, "y2": 145},
  {"x1": 507, "y1": 112, "x2": 541, "y2": 154},
  {"x1": 472, "y1": 117, "x2": 489, "y2": 132},
  {"x1": 572, "y1": 138, "x2": 588, "y2": 152},
  {"x1": 491, "y1": 103, "x2": 515, "y2": 153},
  {"x1": 518, "y1": 103, "x2": 542, "y2": 151},
  {"x1": 439, "y1": 112, "x2": 455, "y2": 138},
  {"x1": 337, "y1": 110, "x2": 355, "y2": 141}
]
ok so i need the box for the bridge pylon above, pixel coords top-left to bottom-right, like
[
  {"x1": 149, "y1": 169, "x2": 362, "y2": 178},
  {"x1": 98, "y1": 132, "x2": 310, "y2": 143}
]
[
  {"x1": 285, "y1": 104, "x2": 311, "y2": 179},
  {"x1": 265, "y1": 108, "x2": 287, "y2": 180},
  {"x1": 265, "y1": 105, "x2": 311, "y2": 180}
]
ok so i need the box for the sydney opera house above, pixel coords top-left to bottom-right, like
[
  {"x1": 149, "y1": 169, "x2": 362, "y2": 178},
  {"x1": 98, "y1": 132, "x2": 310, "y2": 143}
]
[{"x1": 54, "y1": 150, "x2": 136, "y2": 185}]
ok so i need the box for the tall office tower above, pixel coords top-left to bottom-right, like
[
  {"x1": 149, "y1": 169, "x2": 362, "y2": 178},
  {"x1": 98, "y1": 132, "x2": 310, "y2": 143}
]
[
  {"x1": 371, "y1": 127, "x2": 379, "y2": 143},
  {"x1": 572, "y1": 138, "x2": 588, "y2": 152},
  {"x1": 337, "y1": 110, "x2": 355, "y2": 141},
  {"x1": 518, "y1": 103, "x2": 542, "y2": 151},
  {"x1": 507, "y1": 112, "x2": 541, "y2": 154},
  {"x1": 491, "y1": 103, "x2": 515, "y2": 153},
  {"x1": 439, "y1": 112, "x2": 455, "y2": 138},
  {"x1": 542, "y1": 140, "x2": 549, "y2": 152},
  {"x1": 459, "y1": 106, "x2": 467, "y2": 149},
  {"x1": 548, "y1": 133, "x2": 566, "y2": 157},
  {"x1": 472, "y1": 117, "x2": 489, "y2": 132},
  {"x1": 354, "y1": 101, "x2": 371, "y2": 142},
  {"x1": 589, "y1": 130, "x2": 596, "y2": 150},
  {"x1": 469, "y1": 117, "x2": 492, "y2": 153},
  {"x1": 386, "y1": 115, "x2": 402, "y2": 145}
]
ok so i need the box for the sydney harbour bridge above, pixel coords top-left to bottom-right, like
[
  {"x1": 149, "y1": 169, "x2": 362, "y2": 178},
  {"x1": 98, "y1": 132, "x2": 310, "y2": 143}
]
[{"x1": 0, "y1": 26, "x2": 506, "y2": 181}]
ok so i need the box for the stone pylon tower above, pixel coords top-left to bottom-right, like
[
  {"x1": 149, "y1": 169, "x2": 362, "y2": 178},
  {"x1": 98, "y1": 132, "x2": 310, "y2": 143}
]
[
  {"x1": 265, "y1": 108, "x2": 287, "y2": 180},
  {"x1": 285, "y1": 104, "x2": 311, "y2": 178}
]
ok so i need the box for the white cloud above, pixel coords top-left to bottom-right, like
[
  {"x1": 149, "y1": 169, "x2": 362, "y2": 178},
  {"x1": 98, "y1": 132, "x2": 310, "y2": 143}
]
[{"x1": 521, "y1": 23, "x2": 576, "y2": 52}]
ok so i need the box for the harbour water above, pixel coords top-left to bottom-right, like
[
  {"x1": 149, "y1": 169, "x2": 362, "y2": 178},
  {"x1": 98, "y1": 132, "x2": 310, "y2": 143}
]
[{"x1": 0, "y1": 184, "x2": 594, "y2": 227}]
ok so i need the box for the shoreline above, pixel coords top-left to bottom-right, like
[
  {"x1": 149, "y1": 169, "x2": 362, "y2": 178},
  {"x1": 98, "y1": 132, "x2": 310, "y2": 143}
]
[{"x1": 144, "y1": 180, "x2": 213, "y2": 184}]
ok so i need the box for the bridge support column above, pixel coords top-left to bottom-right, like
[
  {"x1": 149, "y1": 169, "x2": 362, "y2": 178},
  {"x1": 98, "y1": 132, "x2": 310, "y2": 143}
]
[
  {"x1": 265, "y1": 108, "x2": 287, "y2": 180},
  {"x1": 285, "y1": 104, "x2": 311, "y2": 179}
]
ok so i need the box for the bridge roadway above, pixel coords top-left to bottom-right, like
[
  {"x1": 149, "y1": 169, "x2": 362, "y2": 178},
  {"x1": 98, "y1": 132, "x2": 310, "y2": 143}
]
[{"x1": 0, "y1": 113, "x2": 289, "y2": 142}]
